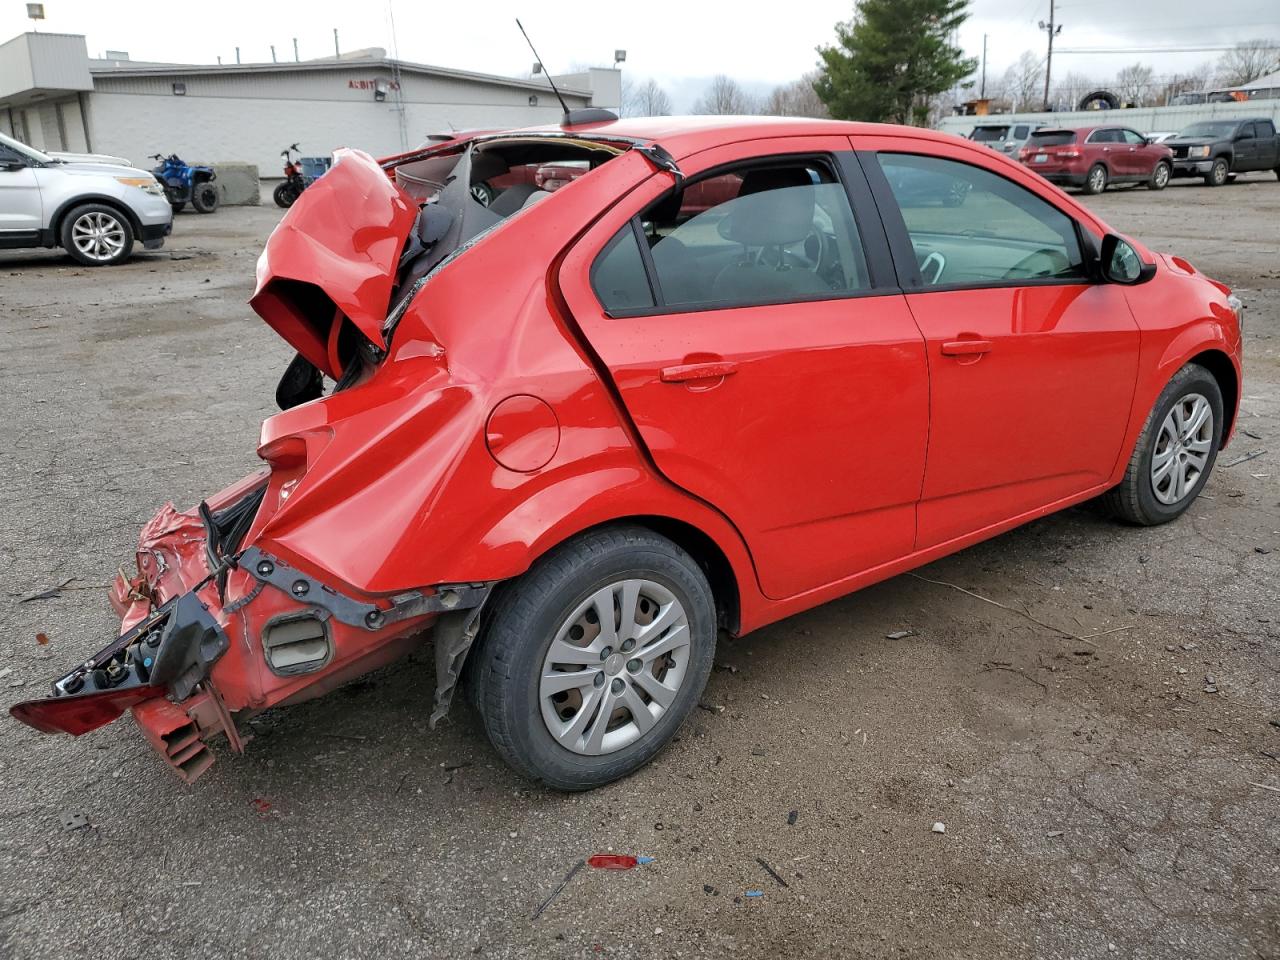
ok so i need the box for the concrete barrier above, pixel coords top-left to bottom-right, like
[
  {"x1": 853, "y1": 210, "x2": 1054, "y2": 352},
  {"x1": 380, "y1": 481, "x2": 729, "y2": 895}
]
[{"x1": 210, "y1": 163, "x2": 260, "y2": 206}]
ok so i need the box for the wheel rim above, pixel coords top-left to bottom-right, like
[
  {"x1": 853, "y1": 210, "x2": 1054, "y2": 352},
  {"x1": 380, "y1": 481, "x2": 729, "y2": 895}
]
[
  {"x1": 470, "y1": 184, "x2": 490, "y2": 205},
  {"x1": 71, "y1": 211, "x2": 125, "y2": 261},
  {"x1": 1151, "y1": 392, "x2": 1213, "y2": 505},
  {"x1": 1154, "y1": 165, "x2": 1169, "y2": 187},
  {"x1": 1090, "y1": 168, "x2": 1105, "y2": 191},
  {"x1": 539, "y1": 578, "x2": 691, "y2": 756},
  {"x1": 1213, "y1": 162, "x2": 1227, "y2": 184}
]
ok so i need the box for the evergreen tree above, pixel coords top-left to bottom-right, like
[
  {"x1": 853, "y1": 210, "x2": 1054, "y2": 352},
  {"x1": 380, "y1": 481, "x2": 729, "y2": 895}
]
[{"x1": 815, "y1": 0, "x2": 977, "y2": 125}]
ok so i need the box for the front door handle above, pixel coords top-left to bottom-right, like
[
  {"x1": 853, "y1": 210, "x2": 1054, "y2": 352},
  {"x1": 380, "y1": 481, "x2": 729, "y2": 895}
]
[
  {"x1": 941, "y1": 339, "x2": 993, "y2": 356},
  {"x1": 660, "y1": 361, "x2": 738, "y2": 383}
]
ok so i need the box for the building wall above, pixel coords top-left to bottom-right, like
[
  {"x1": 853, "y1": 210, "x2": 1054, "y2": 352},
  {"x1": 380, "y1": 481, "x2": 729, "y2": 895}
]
[{"x1": 86, "y1": 65, "x2": 592, "y2": 172}]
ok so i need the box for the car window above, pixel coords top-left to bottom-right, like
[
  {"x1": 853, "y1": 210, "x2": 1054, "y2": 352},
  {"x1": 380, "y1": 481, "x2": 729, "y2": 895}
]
[
  {"x1": 1239, "y1": 122, "x2": 1256, "y2": 139},
  {"x1": 592, "y1": 226, "x2": 655, "y2": 312},
  {"x1": 1028, "y1": 130, "x2": 1076, "y2": 147},
  {"x1": 877, "y1": 153, "x2": 1086, "y2": 287},
  {"x1": 1121, "y1": 129, "x2": 1147, "y2": 145},
  {"x1": 1089, "y1": 129, "x2": 1118, "y2": 144},
  {"x1": 620, "y1": 159, "x2": 870, "y2": 311},
  {"x1": 1259, "y1": 120, "x2": 1276, "y2": 138},
  {"x1": 971, "y1": 126, "x2": 1010, "y2": 143},
  {"x1": 1013, "y1": 125, "x2": 1030, "y2": 140}
]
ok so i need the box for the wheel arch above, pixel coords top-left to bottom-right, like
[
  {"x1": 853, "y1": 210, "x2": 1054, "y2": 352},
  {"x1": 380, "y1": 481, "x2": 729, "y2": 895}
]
[
  {"x1": 1187, "y1": 347, "x2": 1239, "y2": 440},
  {"x1": 51, "y1": 194, "x2": 142, "y2": 243}
]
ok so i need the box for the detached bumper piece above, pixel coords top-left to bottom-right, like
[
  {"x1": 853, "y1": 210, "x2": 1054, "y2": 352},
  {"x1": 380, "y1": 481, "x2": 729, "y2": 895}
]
[{"x1": 10, "y1": 592, "x2": 228, "y2": 736}]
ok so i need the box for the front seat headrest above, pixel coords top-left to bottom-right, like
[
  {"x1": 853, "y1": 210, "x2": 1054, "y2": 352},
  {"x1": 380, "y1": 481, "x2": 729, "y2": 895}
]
[{"x1": 718, "y1": 167, "x2": 816, "y2": 247}]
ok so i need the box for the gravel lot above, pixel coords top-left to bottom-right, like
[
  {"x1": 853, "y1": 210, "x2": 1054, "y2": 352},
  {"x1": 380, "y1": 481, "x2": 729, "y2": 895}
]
[{"x1": 1, "y1": 173, "x2": 1278, "y2": 960}]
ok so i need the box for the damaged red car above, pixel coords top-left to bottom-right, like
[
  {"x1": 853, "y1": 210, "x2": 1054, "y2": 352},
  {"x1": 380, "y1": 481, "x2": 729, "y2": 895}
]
[{"x1": 12, "y1": 114, "x2": 1243, "y2": 791}]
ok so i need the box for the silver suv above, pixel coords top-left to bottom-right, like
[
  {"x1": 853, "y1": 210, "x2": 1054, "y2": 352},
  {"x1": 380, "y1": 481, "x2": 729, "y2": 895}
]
[{"x1": 0, "y1": 132, "x2": 173, "y2": 266}]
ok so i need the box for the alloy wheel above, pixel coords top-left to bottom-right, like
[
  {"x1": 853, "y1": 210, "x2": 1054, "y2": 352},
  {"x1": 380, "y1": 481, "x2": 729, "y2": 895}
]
[
  {"x1": 539, "y1": 578, "x2": 691, "y2": 756},
  {"x1": 1089, "y1": 167, "x2": 1106, "y2": 192},
  {"x1": 1151, "y1": 392, "x2": 1213, "y2": 505},
  {"x1": 70, "y1": 211, "x2": 126, "y2": 262},
  {"x1": 1154, "y1": 164, "x2": 1169, "y2": 188}
]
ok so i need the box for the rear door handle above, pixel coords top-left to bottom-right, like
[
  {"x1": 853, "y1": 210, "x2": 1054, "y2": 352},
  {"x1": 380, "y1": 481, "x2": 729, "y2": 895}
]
[
  {"x1": 941, "y1": 339, "x2": 993, "y2": 356},
  {"x1": 660, "y1": 361, "x2": 738, "y2": 383}
]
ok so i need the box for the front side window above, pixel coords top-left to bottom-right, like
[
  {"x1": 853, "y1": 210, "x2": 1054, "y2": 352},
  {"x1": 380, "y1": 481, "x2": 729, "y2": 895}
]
[
  {"x1": 591, "y1": 158, "x2": 871, "y2": 313},
  {"x1": 1121, "y1": 129, "x2": 1147, "y2": 145},
  {"x1": 877, "y1": 153, "x2": 1086, "y2": 287}
]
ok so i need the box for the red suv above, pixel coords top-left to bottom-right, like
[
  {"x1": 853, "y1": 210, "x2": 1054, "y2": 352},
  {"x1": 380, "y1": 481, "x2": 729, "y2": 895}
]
[
  {"x1": 1019, "y1": 125, "x2": 1173, "y2": 194},
  {"x1": 13, "y1": 118, "x2": 1242, "y2": 792}
]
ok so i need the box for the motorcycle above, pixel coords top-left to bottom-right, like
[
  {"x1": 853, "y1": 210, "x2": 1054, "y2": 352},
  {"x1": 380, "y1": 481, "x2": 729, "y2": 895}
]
[
  {"x1": 149, "y1": 154, "x2": 219, "y2": 214},
  {"x1": 274, "y1": 144, "x2": 308, "y2": 208}
]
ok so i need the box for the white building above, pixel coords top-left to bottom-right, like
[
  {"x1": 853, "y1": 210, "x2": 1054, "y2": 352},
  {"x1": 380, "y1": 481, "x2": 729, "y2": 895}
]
[{"x1": 0, "y1": 32, "x2": 621, "y2": 174}]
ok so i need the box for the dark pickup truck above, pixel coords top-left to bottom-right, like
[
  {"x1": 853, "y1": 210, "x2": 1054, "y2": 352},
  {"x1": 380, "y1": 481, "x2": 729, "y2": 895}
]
[{"x1": 1164, "y1": 117, "x2": 1280, "y2": 186}]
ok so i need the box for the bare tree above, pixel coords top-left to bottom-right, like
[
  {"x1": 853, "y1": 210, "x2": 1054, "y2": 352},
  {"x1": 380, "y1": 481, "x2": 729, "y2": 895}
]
[
  {"x1": 694, "y1": 75, "x2": 755, "y2": 115},
  {"x1": 761, "y1": 71, "x2": 829, "y2": 118},
  {"x1": 1051, "y1": 71, "x2": 1095, "y2": 111},
  {"x1": 1159, "y1": 62, "x2": 1213, "y2": 104},
  {"x1": 1001, "y1": 51, "x2": 1045, "y2": 112},
  {"x1": 1114, "y1": 62, "x2": 1154, "y2": 107},
  {"x1": 630, "y1": 78, "x2": 673, "y2": 117},
  {"x1": 1216, "y1": 39, "x2": 1280, "y2": 86}
]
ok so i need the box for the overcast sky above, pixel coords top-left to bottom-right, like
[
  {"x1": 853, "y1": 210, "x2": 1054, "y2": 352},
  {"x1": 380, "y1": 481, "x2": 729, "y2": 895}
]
[{"x1": 3, "y1": 1, "x2": 1276, "y2": 108}]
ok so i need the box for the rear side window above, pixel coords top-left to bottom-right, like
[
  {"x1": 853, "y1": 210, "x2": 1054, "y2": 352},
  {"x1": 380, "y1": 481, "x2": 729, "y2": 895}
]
[
  {"x1": 591, "y1": 158, "x2": 872, "y2": 313},
  {"x1": 877, "y1": 153, "x2": 1086, "y2": 288},
  {"x1": 1013, "y1": 125, "x2": 1030, "y2": 140},
  {"x1": 592, "y1": 227, "x2": 655, "y2": 312},
  {"x1": 1088, "y1": 129, "x2": 1120, "y2": 144},
  {"x1": 1028, "y1": 130, "x2": 1076, "y2": 147}
]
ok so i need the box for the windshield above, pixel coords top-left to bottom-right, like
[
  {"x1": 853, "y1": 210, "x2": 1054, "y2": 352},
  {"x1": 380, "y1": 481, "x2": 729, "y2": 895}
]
[
  {"x1": 1178, "y1": 121, "x2": 1238, "y2": 138},
  {"x1": 1027, "y1": 130, "x2": 1077, "y2": 147},
  {"x1": 970, "y1": 126, "x2": 1011, "y2": 142},
  {"x1": 0, "y1": 131, "x2": 53, "y2": 164}
]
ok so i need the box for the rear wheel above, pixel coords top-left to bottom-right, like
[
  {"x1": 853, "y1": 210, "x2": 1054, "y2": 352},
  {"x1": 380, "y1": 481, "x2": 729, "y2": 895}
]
[
  {"x1": 1102, "y1": 363, "x2": 1223, "y2": 525},
  {"x1": 1205, "y1": 157, "x2": 1229, "y2": 187},
  {"x1": 191, "y1": 181, "x2": 220, "y2": 213},
  {"x1": 470, "y1": 526, "x2": 716, "y2": 790},
  {"x1": 1082, "y1": 163, "x2": 1109, "y2": 195},
  {"x1": 273, "y1": 181, "x2": 299, "y2": 208},
  {"x1": 60, "y1": 203, "x2": 134, "y2": 266},
  {"x1": 1148, "y1": 161, "x2": 1171, "y2": 190}
]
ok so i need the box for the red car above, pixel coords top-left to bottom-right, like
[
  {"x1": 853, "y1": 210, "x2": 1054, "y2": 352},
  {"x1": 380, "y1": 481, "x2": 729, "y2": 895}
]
[
  {"x1": 1019, "y1": 125, "x2": 1174, "y2": 194},
  {"x1": 13, "y1": 117, "x2": 1243, "y2": 791}
]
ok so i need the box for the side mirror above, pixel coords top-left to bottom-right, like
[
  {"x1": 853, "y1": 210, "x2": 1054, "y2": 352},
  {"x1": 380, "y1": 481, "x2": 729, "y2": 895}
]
[{"x1": 1100, "y1": 234, "x2": 1155, "y2": 285}]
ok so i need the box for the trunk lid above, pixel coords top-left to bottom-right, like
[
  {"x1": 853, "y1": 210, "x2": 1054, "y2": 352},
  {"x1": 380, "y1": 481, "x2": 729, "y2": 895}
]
[{"x1": 250, "y1": 148, "x2": 418, "y2": 375}]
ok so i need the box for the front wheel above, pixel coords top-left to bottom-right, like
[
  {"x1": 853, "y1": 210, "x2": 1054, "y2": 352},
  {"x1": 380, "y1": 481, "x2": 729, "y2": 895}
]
[
  {"x1": 191, "y1": 181, "x2": 220, "y2": 213},
  {"x1": 273, "y1": 181, "x2": 299, "y2": 208},
  {"x1": 1082, "y1": 163, "x2": 1109, "y2": 195},
  {"x1": 1205, "y1": 158, "x2": 1229, "y2": 187},
  {"x1": 170, "y1": 201, "x2": 186, "y2": 214},
  {"x1": 469, "y1": 526, "x2": 716, "y2": 791},
  {"x1": 60, "y1": 203, "x2": 134, "y2": 266},
  {"x1": 1148, "y1": 161, "x2": 1171, "y2": 190},
  {"x1": 1102, "y1": 363, "x2": 1224, "y2": 525}
]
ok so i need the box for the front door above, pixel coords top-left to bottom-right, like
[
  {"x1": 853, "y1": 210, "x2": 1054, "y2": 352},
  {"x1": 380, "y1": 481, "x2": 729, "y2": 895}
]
[
  {"x1": 866, "y1": 146, "x2": 1141, "y2": 549},
  {"x1": 0, "y1": 145, "x2": 42, "y2": 240},
  {"x1": 558, "y1": 139, "x2": 929, "y2": 599}
]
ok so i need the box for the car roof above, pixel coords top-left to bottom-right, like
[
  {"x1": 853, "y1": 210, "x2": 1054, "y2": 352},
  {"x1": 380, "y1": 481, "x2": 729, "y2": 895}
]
[{"x1": 508, "y1": 115, "x2": 962, "y2": 160}]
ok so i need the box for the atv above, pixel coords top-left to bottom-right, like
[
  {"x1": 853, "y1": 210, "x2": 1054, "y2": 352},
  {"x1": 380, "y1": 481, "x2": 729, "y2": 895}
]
[{"x1": 150, "y1": 153, "x2": 220, "y2": 214}]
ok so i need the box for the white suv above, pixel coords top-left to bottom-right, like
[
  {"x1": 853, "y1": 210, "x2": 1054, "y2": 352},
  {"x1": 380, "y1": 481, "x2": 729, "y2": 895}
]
[{"x1": 0, "y1": 132, "x2": 173, "y2": 266}]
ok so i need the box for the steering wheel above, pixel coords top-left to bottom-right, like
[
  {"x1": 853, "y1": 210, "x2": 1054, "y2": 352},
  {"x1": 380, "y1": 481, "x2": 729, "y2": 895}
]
[
  {"x1": 919, "y1": 250, "x2": 946, "y2": 285},
  {"x1": 1003, "y1": 248, "x2": 1070, "y2": 280}
]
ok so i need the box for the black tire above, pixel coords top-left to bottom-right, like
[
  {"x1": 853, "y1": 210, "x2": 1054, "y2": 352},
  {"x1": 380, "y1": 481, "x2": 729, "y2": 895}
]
[
  {"x1": 273, "y1": 181, "x2": 298, "y2": 208},
  {"x1": 1204, "y1": 157, "x2": 1229, "y2": 187},
  {"x1": 191, "y1": 181, "x2": 220, "y2": 213},
  {"x1": 1148, "y1": 161, "x2": 1171, "y2": 190},
  {"x1": 59, "y1": 203, "x2": 134, "y2": 267},
  {"x1": 1102, "y1": 363, "x2": 1224, "y2": 526},
  {"x1": 1082, "y1": 163, "x2": 1109, "y2": 195},
  {"x1": 469, "y1": 526, "x2": 716, "y2": 791},
  {"x1": 170, "y1": 201, "x2": 186, "y2": 214}
]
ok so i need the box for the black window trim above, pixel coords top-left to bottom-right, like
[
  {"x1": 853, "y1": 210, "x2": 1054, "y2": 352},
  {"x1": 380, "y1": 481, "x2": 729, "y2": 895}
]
[
  {"x1": 590, "y1": 150, "x2": 901, "y2": 319},
  {"x1": 859, "y1": 148, "x2": 1100, "y2": 295}
]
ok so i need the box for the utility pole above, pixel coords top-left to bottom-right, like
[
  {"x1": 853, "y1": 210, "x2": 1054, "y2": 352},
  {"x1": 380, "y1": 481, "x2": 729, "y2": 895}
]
[
  {"x1": 980, "y1": 33, "x2": 988, "y2": 98},
  {"x1": 270, "y1": 45, "x2": 277, "y2": 63},
  {"x1": 333, "y1": 29, "x2": 340, "y2": 58},
  {"x1": 1039, "y1": 1, "x2": 1062, "y2": 111},
  {"x1": 293, "y1": 38, "x2": 299, "y2": 62}
]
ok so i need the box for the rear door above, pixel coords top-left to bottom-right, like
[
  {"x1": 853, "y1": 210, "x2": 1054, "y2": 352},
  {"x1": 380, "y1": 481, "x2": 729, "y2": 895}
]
[
  {"x1": 1257, "y1": 120, "x2": 1280, "y2": 168},
  {"x1": 859, "y1": 139, "x2": 1141, "y2": 549},
  {"x1": 1234, "y1": 122, "x2": 1260, "y2": 170},
  {"x1": 559, "y1": 137, "x2": 929, "y2": 599}
]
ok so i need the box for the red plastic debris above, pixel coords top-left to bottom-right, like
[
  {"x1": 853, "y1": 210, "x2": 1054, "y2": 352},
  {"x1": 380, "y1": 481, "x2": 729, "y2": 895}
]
[{"x1": 587, "y1": 854, "x2": 653, "y2": 870}]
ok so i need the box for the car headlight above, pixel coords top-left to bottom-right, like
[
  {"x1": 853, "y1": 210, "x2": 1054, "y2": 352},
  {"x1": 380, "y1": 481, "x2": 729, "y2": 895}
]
[
  {"x1": 116, "y1": 176, "x2": 166, "y2": 196},
  {"x1": 1188, "y1": 145, "x2": 1210, "y2": 158}
]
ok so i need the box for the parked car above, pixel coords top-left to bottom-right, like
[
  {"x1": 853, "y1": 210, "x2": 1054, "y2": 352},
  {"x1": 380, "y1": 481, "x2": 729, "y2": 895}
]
[
  {"x1": 1145, "y1": 132, "x2": 1178, "y2": 143},
  {"x1": 968, "y1": 120, "x2": 1042, "y2": 156},
  {"x1": 0, "y1": 131, "x2": 172, "y2": 265},
  {"x1": 1017, "y1": 125, "x2": 1173, "y2": 194},
  {"x1": 1163, "y1": 118, "x2": 1280, "y2": 186},
  {"x1": 12, "y1": 117, "x2": 1243, "y2": 792},
  {"x1": 49, "y1": 150, "x2": 133, "y2": 166}
]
